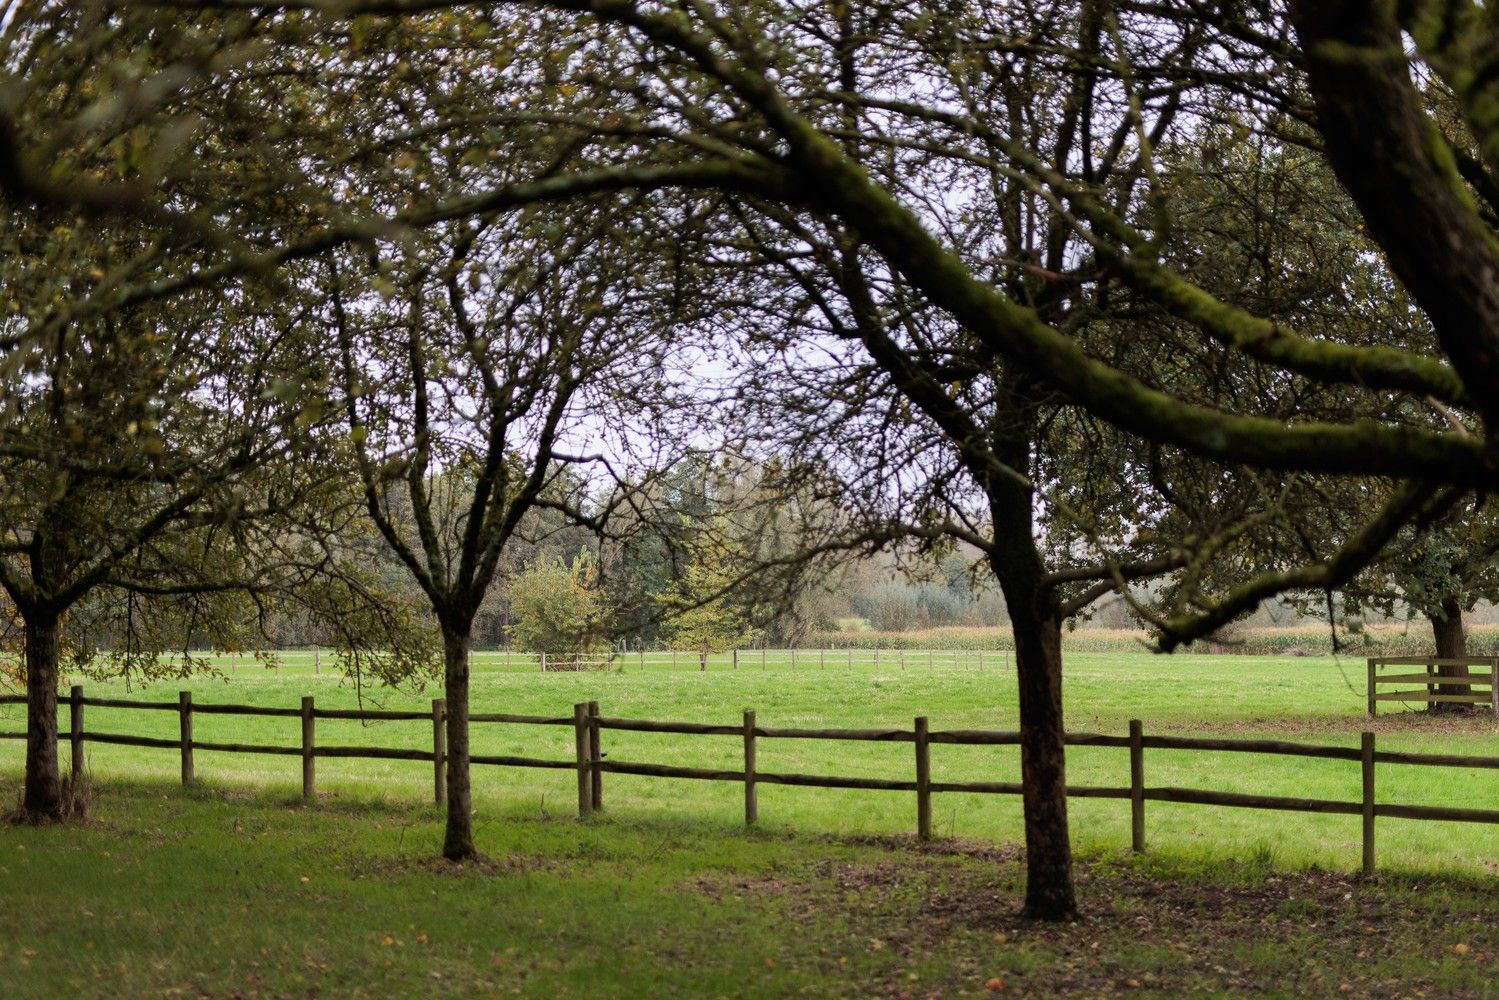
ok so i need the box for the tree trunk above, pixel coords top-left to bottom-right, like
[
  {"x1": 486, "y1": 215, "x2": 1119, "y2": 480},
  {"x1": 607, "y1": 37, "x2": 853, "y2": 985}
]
[
  {"x1": 1007, "y1": 599, "x2": 1075, "y2": 920},
  {"x1": 22, "y1": 613, "x2": 63, "y2": 821},
  {"x1": 1432, "y1": 598, "x2": 1471, "y2": 712},
  {"x1": 441, "y1": 628, "x2": 476, "y2": 859},
  {"x1": 984, "y1": 382, "x2": 1077, "y2": 922}
]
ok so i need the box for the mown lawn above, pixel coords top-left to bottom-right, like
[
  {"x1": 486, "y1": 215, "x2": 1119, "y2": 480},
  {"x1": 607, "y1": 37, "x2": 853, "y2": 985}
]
[
  {"x1": 3, "y1": 651, "x2": 1499, "y2": 996},
  {"x1": 9, "y1": 651, "x2": 1498, "y2": 873},
  {"x1": 4, "y1": 781, "x2": 1499, "y2": 998}
]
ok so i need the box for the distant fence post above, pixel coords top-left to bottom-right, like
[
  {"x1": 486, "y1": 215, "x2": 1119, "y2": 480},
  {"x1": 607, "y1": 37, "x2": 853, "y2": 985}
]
[
  {"x1": 314, "y1": 647, "x2": 321, "y2": 676},
  {"x1": 179, "y1": 691, "x2": 194, "y2": 785},
  {"x1": 1129, "y1": 719, "x2": 1145, "y2": 852},
  {"x1": 732, "y1": 648, "x2": 738, "y2": 670},
  {"x1": 574, "y1": 703, "x2": 592, "y2": 818},
  {"x1": 1491, "y1": 658, "x2": 1498, "y2": 717},
  {"x1": 69, "y1": 685, "x2": 83, "y2": 781},
  {"x1": 1366, "y1": 658, "x2": 1377, "y2": 717},
  {"x1": 743, "y1": 709, "x2": 758, "y2": 825},
  {"x1": 540, "y1": 652, "x2": 547, "y2": 673},
  {"x1": 588, "y1": 700, "x2": 603, "y2": 811},
  {"x1": 819, "y1": 649, "x2": 825, "y2": 670},
  {"x1": 1362, "y1": 731, "x2": 1376, "y2": 875},
  {"x1": 301, "y1": 696, "x2": 315, "y2": 800},
  {"x1": 915, "y1": 716, "x2": 931, "y2": 840},
  {"x1": 432, "y1": 698, "x2": 446, "y2": 806}
]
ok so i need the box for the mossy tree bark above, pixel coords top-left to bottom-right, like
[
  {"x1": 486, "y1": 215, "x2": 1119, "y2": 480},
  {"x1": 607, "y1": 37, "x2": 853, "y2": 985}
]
[
  {"x1": 21, "y1": 612, "x2": 63, "y2": 821},
  {"x1": 441, "y1": 626, "x2": 475, "y2": 859},
  {"x1": 1432, "y1": 597, "x2": 1471, "y2": 711}
]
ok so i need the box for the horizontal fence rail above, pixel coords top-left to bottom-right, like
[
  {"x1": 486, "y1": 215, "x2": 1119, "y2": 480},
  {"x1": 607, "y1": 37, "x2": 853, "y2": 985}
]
[
  {"x1": 2, "y1": 687, "x2": 1497, "y2": 874},
  {"x1": 206, "y1": 648, "x2": 1019, "y2": 673},
  {"x1": 1368, "y1": 657, "x2": 1499, "y2": 716}
]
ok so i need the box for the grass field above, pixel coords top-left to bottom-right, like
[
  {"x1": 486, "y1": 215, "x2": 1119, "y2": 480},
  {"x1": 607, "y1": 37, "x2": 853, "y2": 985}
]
[
  {"x1": 5, "y1": 651, "x2": 1499, "y2": 997},
  {"x1": 6, "y1": 649, "x2": 1499, "y2": 872}
]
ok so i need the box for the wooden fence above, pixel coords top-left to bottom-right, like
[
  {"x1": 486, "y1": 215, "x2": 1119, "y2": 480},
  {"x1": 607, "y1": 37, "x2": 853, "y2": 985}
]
[
  {"x1": 1368, "y1": 656, "x2": 1499, "y2": 716},
  {"x1": 497, "y1": 648, "x2": 1013, "y2": 672},
  {"x1": 5, "y1": 687, "x2": 1499, "y2": 875}
]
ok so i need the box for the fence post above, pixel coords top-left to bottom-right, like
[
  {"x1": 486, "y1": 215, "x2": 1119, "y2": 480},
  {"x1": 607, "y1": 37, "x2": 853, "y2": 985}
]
[
  {"x1": 1362, "y1": 731, "x2": 1376, "y2": 875},
  {"x1": 1366, "y1": 658, "x2": 1377, "y2": 718},
  {"x1": 915, "y1": 716, "x2": 931, "y2": 840},
  {"x1": 847, "y1": 649, "x2": 852, "y2": 672},
  {"x1": 540, "y1": 652, "x2": 548, "y2": 673},
  {"x1": 899, "y1": 650, "x2": 905, "y2": 671},
  {"x1": 1491, "y1": 658, "x2": 1498, "y2": 718},
  {"x1": 69, "y1": 685, "x2": 83, "y2": 781},
  {"x1": 743, "y1": 710, "x2": 758, "y2": 825},
  {"x1": 574, "y1": 703, "x2": 592, "y2": 818},
  {"x1": 314, "y1": 647, "x2": 320, "y2": 676},
  {"x1": 179, "y1": 691, "x2": 194, "y2": 785},
  {"x1": 432, "y1": 698, "x2": 446, "y2": 806},
  {"x1": 588, "y1": 700, "x2": 603, "y2": 811},
  {"x1": 301, "y1": 696, "x2": 316, "y2": 800},
  {"x1": 819, "y1": 649, "x2": 825, "y2": 670},
  {"x1": 1129, "y1": 719, "x2": 1145, "y2": 852}
]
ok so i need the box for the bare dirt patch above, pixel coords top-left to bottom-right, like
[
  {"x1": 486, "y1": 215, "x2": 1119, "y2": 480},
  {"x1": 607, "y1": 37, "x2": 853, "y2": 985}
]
[{"x1": 693, "y1": 839, "x2": 1499, "y2": 998}]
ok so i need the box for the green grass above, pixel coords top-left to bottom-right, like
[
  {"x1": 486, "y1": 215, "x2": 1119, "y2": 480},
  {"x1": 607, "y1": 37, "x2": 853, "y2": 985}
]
[
  {"x1": 6, "y1": 651, "x2": 1499, "y2": 997},
  {"x1": 5, "y1": 650, "x2": 1499, "y2": 874},
  {"x1": 5, "y1": 782, "x2": 1499, "y2": 998}
]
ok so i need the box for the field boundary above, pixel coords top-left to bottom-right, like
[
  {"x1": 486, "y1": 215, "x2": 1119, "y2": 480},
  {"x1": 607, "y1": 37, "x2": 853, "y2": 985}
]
[
  {"x1": 202, "y1": 648, "x2": 1017, "y2": 673},
  {"x1": 4, "y1": 687, "x2": 1497, "y2": 875}
]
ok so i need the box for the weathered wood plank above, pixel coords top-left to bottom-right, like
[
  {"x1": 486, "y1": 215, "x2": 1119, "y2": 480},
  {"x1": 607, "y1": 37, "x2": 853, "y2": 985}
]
[
  {"x1": 1142, "y1": 735, "x2": 1362, "y2": 761},
  {"x1": 1143, "y1": 786, "x2": 1361, "y2": 815},
  {"x1": 1373, "y1": 692, "x2": 1492, "y2": 703}
]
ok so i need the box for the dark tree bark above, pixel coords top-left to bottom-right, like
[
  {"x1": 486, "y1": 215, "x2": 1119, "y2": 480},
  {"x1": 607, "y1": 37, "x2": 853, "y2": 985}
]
[
  {"x1": 1432, "y1": 597, "x2": 1471, "y2": 711},
  {"x1": 441, "y1": 626, "x2": 476, "y2": 860},
  {"x1": 986, "y1": 387, "x2": 1077, "y2": 922},
  {"x1": 21, "y1": 612, "x2": 63, "y2": 821},
  {"x1": 1003, "y1": 588, "x2": 1074, "y2": 921},
  {"x1": 1290, "y1": 2, "x2": 1499, "y2": 428}
]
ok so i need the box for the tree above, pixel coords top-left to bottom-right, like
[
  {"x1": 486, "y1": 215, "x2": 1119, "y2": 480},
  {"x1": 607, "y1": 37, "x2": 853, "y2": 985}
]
[
  {"x1": 661, "y1": 520, "x2": 752, "y2": 670},
  {"x1": 325, "y1": 198, "x2": 678, "y2": 859},
  {"x1": 509, "y1": 551, "x2": 612, "y2": 659},
  {"x1": 0, "y1": 233, "x2": 429, "y2": 819}
]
